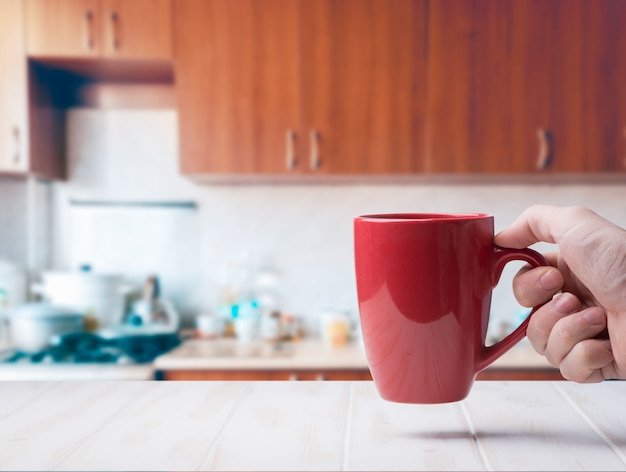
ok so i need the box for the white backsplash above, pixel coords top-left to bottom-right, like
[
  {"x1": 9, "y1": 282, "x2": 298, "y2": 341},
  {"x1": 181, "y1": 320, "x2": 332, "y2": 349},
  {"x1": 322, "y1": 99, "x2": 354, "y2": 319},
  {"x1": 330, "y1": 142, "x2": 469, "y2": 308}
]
[
  {"x1": 0, "y1": 178, "x2": 28, "y2": 267},
  {"x1": 0, "y1": 176, "x2": 51, "y2": 274},
  {"x1": 3, "y1": 108, "x2": 626, "y2": 336}
]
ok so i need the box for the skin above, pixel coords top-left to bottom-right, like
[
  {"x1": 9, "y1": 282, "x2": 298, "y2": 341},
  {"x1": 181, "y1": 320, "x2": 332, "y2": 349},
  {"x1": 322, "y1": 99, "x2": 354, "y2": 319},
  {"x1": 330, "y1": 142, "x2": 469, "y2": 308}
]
[{"x1": 494, "y1": 205, "x2": 626, "y2": 383}]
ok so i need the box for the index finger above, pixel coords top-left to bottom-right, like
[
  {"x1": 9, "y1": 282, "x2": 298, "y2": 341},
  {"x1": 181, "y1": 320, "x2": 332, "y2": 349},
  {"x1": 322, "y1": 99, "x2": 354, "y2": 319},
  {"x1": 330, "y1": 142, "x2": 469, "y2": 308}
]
[{"x1": 494, "y1": 205, "x2": 601, "y2": 249}]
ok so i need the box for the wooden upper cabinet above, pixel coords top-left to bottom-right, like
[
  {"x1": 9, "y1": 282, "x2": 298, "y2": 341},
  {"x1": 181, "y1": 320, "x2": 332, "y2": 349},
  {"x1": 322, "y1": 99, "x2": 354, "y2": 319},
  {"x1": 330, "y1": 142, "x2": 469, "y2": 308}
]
[
  {"x1": 0, "y1": 1, "x2": 65, "y2": 180},
  {"x1": 175, "y1": 0, "x2": 301, "y2": 174},
  {"x1": 25, "y1": 0, "x2": 173, "y2": 60},
  {"x1": 301, "y1": 0, "x2": 426, "y2": 174},
  {"x1": 519, "y1": 0, "x2": 626, "y2": 173},
  {"x1": 577, "y1": 0, "x2": 626, "y2": 173},
  {"x1": 175, "y1": 0, "x2": 427, "y2": 176},
  {"x1": 0, "y1": 0, "x2": 29, "y2": 173},
  {"x1": 427, "y1": 0, "x2": 534, "y2": 173},
  {"x1": 100, "y1": 0, "x2": 173, "y2": 59},
  {"x1": 427, "y1": 0, "x2": 626, "y2": 175}
]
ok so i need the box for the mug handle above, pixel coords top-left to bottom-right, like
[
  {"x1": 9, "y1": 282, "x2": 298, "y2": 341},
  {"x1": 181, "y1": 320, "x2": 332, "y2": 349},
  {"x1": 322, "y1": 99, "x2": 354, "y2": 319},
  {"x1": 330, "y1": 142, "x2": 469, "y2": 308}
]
[{"x1": 476, "y1": 246, "x2": 548, "y2": 372}]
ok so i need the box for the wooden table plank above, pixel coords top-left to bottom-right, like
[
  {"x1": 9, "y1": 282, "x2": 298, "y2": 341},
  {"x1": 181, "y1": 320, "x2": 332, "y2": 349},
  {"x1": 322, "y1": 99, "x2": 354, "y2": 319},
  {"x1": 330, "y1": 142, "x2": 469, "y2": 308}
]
[
  {"x1": 0, "y1": 382, "x2": 57, "y2": 419},
  {"x1": 346, "y1": 382, "x2": 486, "y2": 471},
  {"x1": 1, "y1": 381, "x2": 625, "y2": 471},
  {"x1": 0, "y1": 381, "x2": 147, "y2": 470},
  {"x1": 556, "y1": 381, "x2": 626, "y2": 462},
  {"x1": 463, "y1": 381, "x2": 626, "y2": 471},
  {"x1": 58, "y1": 381, "x2": 249, "y2": 471},
  {"x1": 200, "y1": 381, "x2": 351, "y2": 471}
]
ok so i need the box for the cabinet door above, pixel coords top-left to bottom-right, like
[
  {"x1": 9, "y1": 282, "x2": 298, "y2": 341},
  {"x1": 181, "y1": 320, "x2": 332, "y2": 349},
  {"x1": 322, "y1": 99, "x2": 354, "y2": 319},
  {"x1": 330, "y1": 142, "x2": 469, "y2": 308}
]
[
  {"x1": 302, "y1": 0, "x2": 427, "y2": 174},
  {"x1": 25, "y1": 0, "x2": 101, "y2": 58},
  {"x1": 512, "y1": 0, "x2": 626, "y2": 173},
  {"x1": 100, "y1": 0, "x2": 172, "y2": 59},
  {"x1": 0, "y1": 0, "x2": 29, "y2": 172},
  {"x1": 508, "y1": 0, "x2": 553, "y2": 173},
  {"x1": 579, "y1": 0, "x2": 626, "y2": 173},
  {"x1": 427, "y1": 0, "x2": 626, "y2": 175},
  {"x1": 426, "y1": 0, "x2": 517, "y2": 173},
  {"x1": 175, "y1": 0, "x2": 301, "y2": 174}
]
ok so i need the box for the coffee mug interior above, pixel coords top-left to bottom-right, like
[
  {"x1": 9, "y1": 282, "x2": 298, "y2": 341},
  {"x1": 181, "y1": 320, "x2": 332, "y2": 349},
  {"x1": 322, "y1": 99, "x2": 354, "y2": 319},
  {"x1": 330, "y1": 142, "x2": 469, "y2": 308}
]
[{"x1": 359, "y1": 213, "x2": 490, "y2": 221}]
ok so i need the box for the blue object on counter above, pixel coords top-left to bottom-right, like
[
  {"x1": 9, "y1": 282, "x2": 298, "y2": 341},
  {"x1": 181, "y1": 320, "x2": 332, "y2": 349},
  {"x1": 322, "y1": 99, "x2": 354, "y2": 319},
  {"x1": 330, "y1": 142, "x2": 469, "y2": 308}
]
[{"x1": 515, "y1": 306, "x2": 532, "y2": 328}]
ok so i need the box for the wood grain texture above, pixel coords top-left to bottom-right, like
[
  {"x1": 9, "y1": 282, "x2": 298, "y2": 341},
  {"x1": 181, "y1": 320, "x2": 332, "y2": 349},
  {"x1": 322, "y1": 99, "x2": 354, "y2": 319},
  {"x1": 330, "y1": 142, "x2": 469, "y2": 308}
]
[
  {"x1": 426, "y1": 0, "x2": 626, "y2": 175},
  {"x1": 26, "y1": 0, "x2": 101, "y2": 57},
  {"x1": 0, "y1": 381, "x2": 625, "y2": 471},
  {"x1": 176, "y1": 0, "x2": 427, "y2": 176},
  {"x1": 0, "y1": 382, "x2": 148, "y2": 470},
  {"x1": 464, "y1": 382, "x2": 626, "y2": 471},
  {"x1": 556, "y1": 381, "x2": 626, "y2": 461},
  {"x1": 26, "y1": 0, "x2": 172, "y2": 59},
  {"x1": 0, "y1": 0, "x2": 29, "y2": 173},
  {"x1": 201, "y1": 381, "x2": 351, "y2": 470},
  {"x1": 301, "y1": 0, "x2": 427, "y2": 174},
  {"x1": 59, "y1": 382, "x2": 250, "y2": 471},
  {"x1": 100, "y1": 0, "x2": 172, "y2": 59},
  {"x1": 175, "y1": 0, "x2": 301, "y2": 174},
  {"x1": 426, "y1": 0, "x2": 517, "y2": 173},
  {"x1": 580, "y1": 0, "x2": 626, "y2": 173},
  {"x1": 161, "y1": 368, "x2": 372, "y2": 381},
  {"x1": 347, "y1": 382, "x2": 485, "y2": 470}
]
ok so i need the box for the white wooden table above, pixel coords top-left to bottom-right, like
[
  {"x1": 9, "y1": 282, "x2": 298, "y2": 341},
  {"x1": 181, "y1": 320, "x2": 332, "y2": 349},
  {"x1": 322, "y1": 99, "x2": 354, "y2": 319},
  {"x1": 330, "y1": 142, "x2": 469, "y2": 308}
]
[{"x1": 0, "y1": 380, "x2": 625, "y2": 471}]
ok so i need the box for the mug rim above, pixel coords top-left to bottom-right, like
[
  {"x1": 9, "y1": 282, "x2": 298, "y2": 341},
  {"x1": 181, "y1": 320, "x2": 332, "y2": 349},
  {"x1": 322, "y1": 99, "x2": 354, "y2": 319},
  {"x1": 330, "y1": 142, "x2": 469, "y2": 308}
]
[{"x1": 356, "y1": 212, "x2": 491, "y2": 222}]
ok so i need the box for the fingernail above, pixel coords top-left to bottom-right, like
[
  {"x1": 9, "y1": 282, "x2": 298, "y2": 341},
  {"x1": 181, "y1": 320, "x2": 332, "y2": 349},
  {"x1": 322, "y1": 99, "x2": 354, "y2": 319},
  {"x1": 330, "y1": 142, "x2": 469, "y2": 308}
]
[
  {"x1": 582, "y1": 308, "x2": 605, "y2": 326},
  {"x1": 539, "y1": 269, "x2": 562, "y2": 291},
  {"x1": 554, "y1": 293, "x2": 579, "y2": 314}
]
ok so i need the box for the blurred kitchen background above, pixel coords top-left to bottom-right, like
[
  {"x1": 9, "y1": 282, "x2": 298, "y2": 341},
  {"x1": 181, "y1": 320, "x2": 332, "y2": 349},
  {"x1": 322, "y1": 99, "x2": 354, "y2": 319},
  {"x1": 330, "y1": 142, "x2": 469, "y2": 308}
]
[{"x1": 1, "y1": 0, "x2": 625, "y2": 380}]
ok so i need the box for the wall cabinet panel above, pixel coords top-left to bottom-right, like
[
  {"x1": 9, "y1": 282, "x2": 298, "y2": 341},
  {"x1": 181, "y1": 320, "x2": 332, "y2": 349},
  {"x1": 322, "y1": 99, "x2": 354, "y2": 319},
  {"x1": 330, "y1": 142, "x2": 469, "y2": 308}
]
[
  {"x1": 426, "y1": 0, "x2": 626, "y2": 175},
  {"x1": 25, "y1": 0, "x2": 172, "y2": 60},
  {"x1": 175, "y1": 0, "x2": 301, "y2": 174},
  {"x1": 175, "y1": 0, "x2": 427, "y2": 177},
  {"x1": 0, "y1": 0, "x2": 65, "y2": 179}
]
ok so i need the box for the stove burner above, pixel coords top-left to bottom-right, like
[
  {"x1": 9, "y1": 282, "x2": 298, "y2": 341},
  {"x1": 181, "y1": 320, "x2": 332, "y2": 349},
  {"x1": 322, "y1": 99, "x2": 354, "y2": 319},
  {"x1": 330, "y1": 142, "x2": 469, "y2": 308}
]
[{"x1": 2, "y1": 331, "x2": 180, "y2": 365}]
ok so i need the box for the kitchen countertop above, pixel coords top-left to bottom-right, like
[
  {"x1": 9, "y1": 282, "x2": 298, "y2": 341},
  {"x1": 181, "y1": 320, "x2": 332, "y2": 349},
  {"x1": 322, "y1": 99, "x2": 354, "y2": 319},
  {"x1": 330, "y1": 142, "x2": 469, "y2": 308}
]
[
  {"x1": 0, "y1": 380, "x2": 624, "y2": 471},
  {"x1": 0, "y1": 337, "x2": 554, "y2": 381},
  {"x1": 153, "y1": 337, "x2": 554, "y2": 371},
  {"x1": 0, "y1": 363, "x2": 154, "y2": 380},
  {"x1": 0, "y1": 345, "x2": 156, "y2": 381}
]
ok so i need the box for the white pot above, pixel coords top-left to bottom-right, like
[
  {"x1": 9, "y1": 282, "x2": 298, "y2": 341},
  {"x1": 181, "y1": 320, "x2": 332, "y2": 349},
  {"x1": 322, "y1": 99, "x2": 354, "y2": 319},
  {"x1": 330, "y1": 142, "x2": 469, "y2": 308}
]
[
  {"x1": 10, "y1": 303, "x2": 84, "y2": 352},
  {"x1": 33, "y1": 271, "x2": 134, "y2": 328}
]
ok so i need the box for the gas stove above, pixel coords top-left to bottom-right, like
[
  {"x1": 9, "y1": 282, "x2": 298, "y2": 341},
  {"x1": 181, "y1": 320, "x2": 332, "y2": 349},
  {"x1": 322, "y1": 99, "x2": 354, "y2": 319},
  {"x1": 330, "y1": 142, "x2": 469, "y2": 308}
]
[
  {"x1": 2, "y1": 330, "x2": 181, "y2": 364},
  {"x1": 0, "y1": 328, "x2": 181, "y2": 380}
]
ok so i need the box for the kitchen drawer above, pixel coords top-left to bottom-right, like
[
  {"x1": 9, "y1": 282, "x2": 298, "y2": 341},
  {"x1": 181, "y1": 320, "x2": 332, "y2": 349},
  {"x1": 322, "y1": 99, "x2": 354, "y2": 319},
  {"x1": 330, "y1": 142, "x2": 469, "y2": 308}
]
[
  {"x1": 477, "y1": 367, "x2": 564, "y2": 381},
  {"x1": 157, "y1": 368, "x2": 373, "y2": 381}
]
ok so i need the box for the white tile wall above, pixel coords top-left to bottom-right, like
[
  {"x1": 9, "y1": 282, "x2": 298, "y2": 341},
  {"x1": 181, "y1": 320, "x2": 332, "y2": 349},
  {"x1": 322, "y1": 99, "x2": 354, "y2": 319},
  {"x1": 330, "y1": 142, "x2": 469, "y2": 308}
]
[
  {"x1": 28, "y1": 107, "x2": 626, "y2": 335},
  {"x1": 0, "y1": 176, "x2": 51, "y2": 273},
  {"x1": 0, "y1": 178, "x2": 28, "y2": 267}
]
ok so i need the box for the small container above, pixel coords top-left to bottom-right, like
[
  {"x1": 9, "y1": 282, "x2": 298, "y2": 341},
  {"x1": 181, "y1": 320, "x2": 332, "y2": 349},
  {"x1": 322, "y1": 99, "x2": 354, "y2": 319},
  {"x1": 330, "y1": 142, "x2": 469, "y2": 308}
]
[
  {"x1": 320, "y1": 312, "x2": 350, "y2": 347},
  {"x1": 260, "y1": 311, "x2": 281, "y2": 342},
  {"x1": 234, "y1": 316, "x2": 259, "y2": 344},
  {"x1": 10, "y1": 303, "x2": 85, "y2": 352},
  {"x1": 196, "y1": 314, "x2": 223, "y2": 339}
]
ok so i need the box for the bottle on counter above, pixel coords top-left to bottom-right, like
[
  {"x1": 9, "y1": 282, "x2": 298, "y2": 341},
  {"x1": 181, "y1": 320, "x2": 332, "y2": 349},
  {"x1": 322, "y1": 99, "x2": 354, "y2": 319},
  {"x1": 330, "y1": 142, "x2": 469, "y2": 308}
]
[{"x1": 260, "y1": 310, "x2": 281, "y2": 342}]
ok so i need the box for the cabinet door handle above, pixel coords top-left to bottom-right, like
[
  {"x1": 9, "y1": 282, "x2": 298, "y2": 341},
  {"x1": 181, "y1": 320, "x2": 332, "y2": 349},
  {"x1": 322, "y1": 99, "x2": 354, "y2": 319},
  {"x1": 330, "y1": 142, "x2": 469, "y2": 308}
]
[
  {"x1": 309, "y1": 129, "x2": 321, "y2": 170},
  {"x1": 12, "y1": 126, "x2": 20, "y2": 165},
  {"x1": 84, "y1": 10, "x2": 95, "y2": 50},
  {"x1": 110, "y1": 11, "x2": 120, "y2": 50},
  {"x1": 536, "y1": 128, "x2": 554, "y2": 170},
  {"x1": 285, "y1": 129, "x2": 297, "y2": 170}
]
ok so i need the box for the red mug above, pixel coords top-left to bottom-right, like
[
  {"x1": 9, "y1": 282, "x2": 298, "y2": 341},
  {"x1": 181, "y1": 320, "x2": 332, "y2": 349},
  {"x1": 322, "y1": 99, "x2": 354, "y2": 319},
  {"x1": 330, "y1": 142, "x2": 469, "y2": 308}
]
[{"x1": 354, "y1": 213, "x2": 547, "y2": 404}]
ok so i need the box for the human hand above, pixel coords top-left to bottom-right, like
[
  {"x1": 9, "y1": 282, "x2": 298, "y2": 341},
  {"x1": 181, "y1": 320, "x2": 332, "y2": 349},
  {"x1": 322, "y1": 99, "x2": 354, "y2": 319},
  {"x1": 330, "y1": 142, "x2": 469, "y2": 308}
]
[{"x1": 494, "y1": 205, "x2": 626, "y2": 382}]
